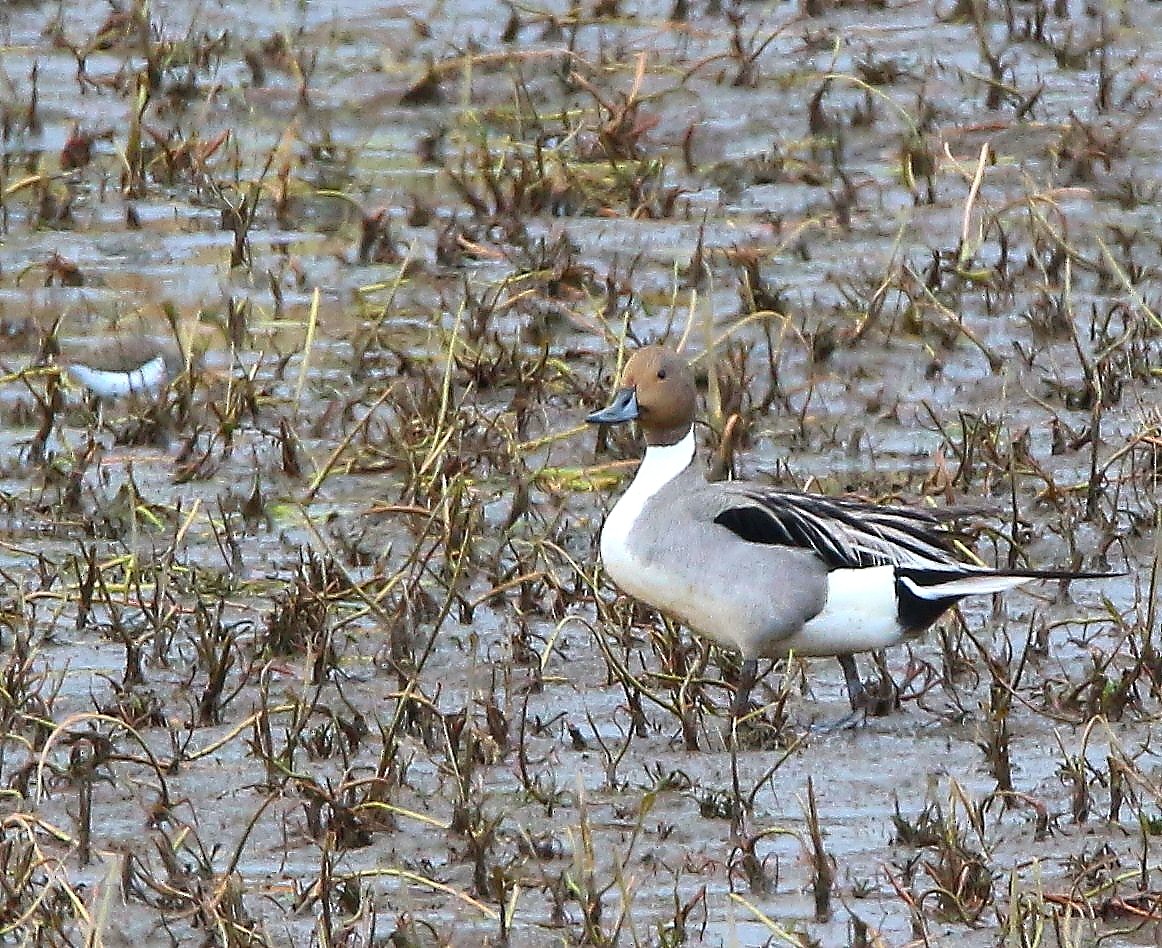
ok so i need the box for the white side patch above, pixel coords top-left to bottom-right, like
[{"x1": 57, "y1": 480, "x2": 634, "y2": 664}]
[
  {"x1": 900, "y1": 573, "x2": 1032, "y2": 600},
  {"x1": 782, "y1": 565, "x2": 907, "y2": 656},
  {"x1": 67, "y1": 354, "x2": 169, "y2": 398}
]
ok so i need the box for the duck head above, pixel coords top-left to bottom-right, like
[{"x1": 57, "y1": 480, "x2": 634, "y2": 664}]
[{"x1": 586, "y1": 346, "x2": 697, "y2": 447}]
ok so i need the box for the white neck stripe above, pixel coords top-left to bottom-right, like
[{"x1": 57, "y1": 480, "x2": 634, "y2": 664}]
[{"x1": 626, "y1": 427, "x2": 696, "y2": 505}]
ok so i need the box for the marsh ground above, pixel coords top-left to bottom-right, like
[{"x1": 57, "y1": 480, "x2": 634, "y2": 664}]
[{"x1": 0, "y1": 0, "x2": 1159, "y2": 945}]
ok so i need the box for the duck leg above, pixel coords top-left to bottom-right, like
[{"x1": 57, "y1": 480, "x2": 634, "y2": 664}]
[
  {"x1": 838, "y1": 653, "x2": 900, "y2": 715},
  {"x1": 731, "y1": 658, "x2": 758, "y2": 720},
  {"x1": 838, "y1": 654, "x2": 867, "y2": 710},
  {"x1": 800, "y1": 654, "x2": 870, "y2": 733}
]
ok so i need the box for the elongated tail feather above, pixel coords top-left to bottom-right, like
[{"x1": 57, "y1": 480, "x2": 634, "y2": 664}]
[
  {"x1": 894, "y1": 565, "x2": 1119, "y2": 631},
  {"x1": 898, "y1": 572, "x2": 1032, "y2": 601},
  {"x1": 900, "y1": 565, "x2": 1119, "y2": 600}
]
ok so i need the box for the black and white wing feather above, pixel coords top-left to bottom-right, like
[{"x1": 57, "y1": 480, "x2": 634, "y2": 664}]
[{"x1": 712, "y1": 488, "x2": 964, "y2": 572}]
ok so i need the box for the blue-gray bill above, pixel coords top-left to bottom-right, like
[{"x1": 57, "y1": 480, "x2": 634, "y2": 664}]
[{"x1": 586, "y1": 387, "x2": 638, "y2": 425}]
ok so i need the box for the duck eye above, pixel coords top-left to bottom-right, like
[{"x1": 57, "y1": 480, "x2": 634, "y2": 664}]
[{"x1": 656, "y1": 369, "x2": 667, "y2": 380}]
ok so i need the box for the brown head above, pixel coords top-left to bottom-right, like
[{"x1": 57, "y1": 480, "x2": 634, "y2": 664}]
[{"x1": 586, "y1": 346, "x2": 697, "y2": 446}]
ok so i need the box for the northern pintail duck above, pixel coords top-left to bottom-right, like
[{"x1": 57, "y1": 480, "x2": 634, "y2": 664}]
[{"x1": 587, "y1": 346, "x2": 1111, "y2": 717}]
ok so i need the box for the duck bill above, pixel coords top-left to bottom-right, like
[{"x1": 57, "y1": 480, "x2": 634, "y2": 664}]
[{"x1": 586, "y1": 387, "x2": 639, "y2": 425}]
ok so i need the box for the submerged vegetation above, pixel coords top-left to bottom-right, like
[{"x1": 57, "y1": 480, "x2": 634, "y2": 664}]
[{"x1": 0, "y1": 0, "x2": 1158, "y2": 943}]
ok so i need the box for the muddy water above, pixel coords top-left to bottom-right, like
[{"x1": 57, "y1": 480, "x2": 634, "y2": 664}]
[{"x1": 0, "y1": 0, "x2": 1159, "y2": 945}]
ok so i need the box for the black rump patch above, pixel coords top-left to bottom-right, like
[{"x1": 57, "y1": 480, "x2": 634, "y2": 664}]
[{"x1": 894, "y1": 568, "x2": 963, "y2": 631}]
